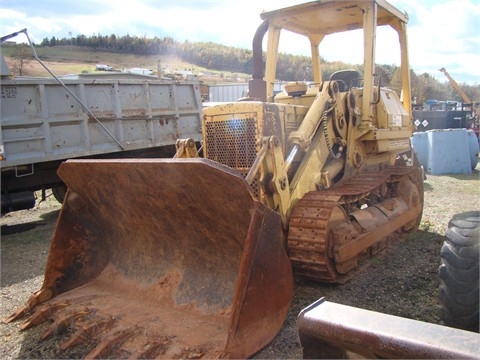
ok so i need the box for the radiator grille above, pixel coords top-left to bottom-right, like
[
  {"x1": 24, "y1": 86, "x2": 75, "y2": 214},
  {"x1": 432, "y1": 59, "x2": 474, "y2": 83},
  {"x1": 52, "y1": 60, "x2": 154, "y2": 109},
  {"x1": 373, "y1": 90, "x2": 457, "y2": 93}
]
[{"x1": 204, "y1": 117, "x2": 258, "y2": 169}]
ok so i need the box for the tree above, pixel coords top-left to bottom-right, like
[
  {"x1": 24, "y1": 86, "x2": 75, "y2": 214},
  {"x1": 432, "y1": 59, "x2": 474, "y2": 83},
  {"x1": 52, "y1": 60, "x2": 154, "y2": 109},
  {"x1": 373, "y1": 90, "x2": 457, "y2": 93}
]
[
  {"x1": 40, "y1": 37, "x2": 50, "y2": 46},
  {"x1": 29, "y1": 32, "x2": 471, "y2": 104},
  {"x1": 11, "y1": 44, "x2": 31, "y2": 76}
]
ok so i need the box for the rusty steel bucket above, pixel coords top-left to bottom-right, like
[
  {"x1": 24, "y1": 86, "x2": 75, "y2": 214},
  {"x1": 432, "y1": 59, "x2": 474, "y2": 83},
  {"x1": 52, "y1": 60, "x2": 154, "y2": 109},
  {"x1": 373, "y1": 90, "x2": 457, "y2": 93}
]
[{"x1": 5, "y1": 158, "x2": 293, "y2": 359}]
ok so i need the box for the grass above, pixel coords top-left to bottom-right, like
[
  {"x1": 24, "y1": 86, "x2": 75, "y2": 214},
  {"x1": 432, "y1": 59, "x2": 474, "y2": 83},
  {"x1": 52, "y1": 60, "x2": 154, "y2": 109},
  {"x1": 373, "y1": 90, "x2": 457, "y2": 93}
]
[
  {"x1": 421, "y1": 164, "x2": 479, "y2": 235},
  {"x1": 1, "y1": 44, "x2": 250, "y2": 81}
]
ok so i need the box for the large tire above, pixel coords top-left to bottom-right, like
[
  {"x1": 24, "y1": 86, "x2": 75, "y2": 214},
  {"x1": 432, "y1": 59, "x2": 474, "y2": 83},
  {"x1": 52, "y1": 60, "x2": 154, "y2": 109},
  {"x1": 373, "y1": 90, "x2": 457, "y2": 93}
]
[
  {"x1": 438, "y1": 211, "x2": 479, "y2": 332},
  {"x1": 51, "y1": 184, "x2": 67, "y2": 204}
]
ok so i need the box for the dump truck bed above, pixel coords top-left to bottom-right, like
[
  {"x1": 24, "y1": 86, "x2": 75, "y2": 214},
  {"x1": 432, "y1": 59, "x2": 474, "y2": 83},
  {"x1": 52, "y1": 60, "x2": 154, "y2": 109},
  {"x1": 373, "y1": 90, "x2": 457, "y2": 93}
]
[{"x1": 0, "y1": 74, "x2": 202, "y2": 167}]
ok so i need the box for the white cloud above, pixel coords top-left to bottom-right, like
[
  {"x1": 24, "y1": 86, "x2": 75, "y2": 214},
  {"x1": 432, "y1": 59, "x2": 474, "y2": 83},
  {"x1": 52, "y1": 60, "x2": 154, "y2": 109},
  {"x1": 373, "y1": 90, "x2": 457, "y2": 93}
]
[{"x1": 390, "y1": 0, "x2": 480, "y2": 84}]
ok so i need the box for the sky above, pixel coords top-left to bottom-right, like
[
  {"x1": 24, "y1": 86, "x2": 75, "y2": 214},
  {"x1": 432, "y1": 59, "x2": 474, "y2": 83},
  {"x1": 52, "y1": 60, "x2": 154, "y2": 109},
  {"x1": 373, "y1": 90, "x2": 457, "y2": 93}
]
[{"x1": 1, "y1": 0, "x2": 479, "y2": 85}]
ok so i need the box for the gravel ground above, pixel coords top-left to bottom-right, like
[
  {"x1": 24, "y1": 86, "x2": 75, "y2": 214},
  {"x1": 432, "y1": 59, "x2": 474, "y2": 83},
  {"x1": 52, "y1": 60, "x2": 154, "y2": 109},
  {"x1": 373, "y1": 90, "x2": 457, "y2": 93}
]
[{"x1": 1, "y1": 162, "x2": 479, "y2": 359}]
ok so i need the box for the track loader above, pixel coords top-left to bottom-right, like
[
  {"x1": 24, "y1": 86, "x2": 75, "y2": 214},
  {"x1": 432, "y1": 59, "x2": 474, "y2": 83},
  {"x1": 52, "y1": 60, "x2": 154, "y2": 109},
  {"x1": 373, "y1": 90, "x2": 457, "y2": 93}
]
[{"x1": 5, "y1": 0, "x2": 423, "y2": 358}]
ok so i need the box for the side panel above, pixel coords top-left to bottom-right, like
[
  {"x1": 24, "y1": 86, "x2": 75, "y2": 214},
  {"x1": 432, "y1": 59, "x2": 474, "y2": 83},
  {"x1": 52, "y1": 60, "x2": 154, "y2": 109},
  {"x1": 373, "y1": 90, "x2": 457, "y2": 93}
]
[{"x1": 0, "y1": 78, "x2": 202, "y2": 168}]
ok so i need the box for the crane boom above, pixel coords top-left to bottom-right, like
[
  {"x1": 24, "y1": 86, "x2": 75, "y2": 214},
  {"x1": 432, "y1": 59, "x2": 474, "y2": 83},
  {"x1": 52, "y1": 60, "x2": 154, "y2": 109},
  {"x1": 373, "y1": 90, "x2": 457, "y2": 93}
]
[
  {"x1": 439, "y1": 67, "x2": 479, "y2": 136},
  {"x1": 439, "y1": 67, "x2": 472, "y2": 104}
]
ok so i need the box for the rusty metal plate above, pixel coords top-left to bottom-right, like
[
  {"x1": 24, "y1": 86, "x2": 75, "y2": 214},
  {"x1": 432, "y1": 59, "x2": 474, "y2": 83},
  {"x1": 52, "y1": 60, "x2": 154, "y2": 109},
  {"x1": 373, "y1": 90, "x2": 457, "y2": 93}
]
[{"x1": 6, "y1": 158, "x2": 293, "y2": 358}]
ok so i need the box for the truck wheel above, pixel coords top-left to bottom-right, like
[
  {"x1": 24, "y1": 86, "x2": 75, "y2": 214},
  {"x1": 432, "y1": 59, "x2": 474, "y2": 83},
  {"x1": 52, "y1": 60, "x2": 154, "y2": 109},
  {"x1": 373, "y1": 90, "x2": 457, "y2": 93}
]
[
  {"x1": 52, "y1": 184, "x2": 67, "y2": 204},
  {"x1": 438, "y1": 211, "x2": 479, "y2": 332}
]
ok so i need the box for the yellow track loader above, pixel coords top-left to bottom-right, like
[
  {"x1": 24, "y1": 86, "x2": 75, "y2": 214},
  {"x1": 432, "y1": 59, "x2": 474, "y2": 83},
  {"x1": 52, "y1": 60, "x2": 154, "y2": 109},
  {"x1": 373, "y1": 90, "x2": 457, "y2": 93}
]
[{"x1": 5, "y1": 0, "x2": 423, "y2": 358}]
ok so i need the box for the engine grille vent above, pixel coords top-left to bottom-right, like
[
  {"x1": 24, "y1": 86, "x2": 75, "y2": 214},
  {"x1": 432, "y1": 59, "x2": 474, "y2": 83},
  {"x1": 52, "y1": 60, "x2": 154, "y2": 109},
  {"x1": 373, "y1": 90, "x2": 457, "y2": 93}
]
[{"x1": 204, "y1": 117, "x2": 258, "y2": 170}]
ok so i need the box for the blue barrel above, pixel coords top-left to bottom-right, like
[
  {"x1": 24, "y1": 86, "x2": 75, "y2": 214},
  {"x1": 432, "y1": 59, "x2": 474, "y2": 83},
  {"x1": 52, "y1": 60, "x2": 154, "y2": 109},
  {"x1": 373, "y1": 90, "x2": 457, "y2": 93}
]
[
  {"x1": 410, "y1": 132, "x2": 429, "y2": 169},
  {"x1": 427, "y1": 129, "x2": 472, "y2": 175},
  {"x1": 467, "y1": 129, "x2": 479, "y2": 170}
]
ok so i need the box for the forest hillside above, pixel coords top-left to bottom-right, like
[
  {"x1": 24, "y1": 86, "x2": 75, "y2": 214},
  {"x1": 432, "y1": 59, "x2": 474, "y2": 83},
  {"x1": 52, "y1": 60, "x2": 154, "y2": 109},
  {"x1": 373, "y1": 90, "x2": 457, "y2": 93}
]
[{"x1": 2, "y1": 33, "x2": 479, "y2": 106}]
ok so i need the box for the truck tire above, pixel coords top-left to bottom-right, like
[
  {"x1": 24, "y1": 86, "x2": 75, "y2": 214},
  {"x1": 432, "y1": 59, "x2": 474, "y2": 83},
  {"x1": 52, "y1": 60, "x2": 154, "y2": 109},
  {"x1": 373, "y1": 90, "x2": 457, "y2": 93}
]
[
  {"x1": 52, "y1": 184, "x2": 67, "y2": 204},
  {"x1": 438, "y1": 211, "x2": 479, "y2": 332}
]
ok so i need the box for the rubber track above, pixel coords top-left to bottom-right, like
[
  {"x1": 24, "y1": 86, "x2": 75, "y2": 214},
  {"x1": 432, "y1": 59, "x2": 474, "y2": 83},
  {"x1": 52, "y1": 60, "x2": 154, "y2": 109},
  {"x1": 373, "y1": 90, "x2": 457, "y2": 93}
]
[{"x1": 288, "y1": 166, "x2": 416, "y2": 283}]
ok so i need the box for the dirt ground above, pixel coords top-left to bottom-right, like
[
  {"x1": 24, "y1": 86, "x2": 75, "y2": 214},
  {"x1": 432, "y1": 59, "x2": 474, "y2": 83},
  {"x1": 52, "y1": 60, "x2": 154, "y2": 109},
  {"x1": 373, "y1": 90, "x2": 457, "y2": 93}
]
[{"x1": 1, "y1": 163, "x2": 479, "y2": 359}]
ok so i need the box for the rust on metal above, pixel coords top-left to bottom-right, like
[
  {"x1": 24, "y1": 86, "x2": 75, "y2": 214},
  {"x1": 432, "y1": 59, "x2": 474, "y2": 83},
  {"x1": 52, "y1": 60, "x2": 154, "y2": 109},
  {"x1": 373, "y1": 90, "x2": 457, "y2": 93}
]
[
  {"x1": 297, "y1": 298, "x2": 480, "y2": 359},
  {"x1": 5, "y1": 158, "x2": 293, "y2": 359}
]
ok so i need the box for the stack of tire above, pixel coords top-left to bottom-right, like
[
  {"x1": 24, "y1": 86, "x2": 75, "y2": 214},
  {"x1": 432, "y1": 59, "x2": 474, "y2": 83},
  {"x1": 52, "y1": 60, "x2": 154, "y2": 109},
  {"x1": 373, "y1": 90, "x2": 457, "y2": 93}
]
[{"x1": 439, "y1": 211, "x2": 479, "y2": 332}]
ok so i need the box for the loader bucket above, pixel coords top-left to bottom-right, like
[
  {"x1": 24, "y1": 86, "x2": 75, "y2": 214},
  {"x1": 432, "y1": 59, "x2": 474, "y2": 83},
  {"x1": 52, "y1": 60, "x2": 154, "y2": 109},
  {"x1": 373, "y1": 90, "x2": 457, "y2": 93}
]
[{"x1": 6, "y1": 158, "x2": 293, "y2": 359}]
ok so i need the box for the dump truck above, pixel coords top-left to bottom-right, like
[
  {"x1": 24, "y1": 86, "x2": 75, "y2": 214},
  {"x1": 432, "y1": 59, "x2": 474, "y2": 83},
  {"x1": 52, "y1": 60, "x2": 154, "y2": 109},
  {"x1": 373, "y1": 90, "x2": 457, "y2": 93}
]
[
  {"x1": 5, "y1": 1, "x2": 424, "y2": 358},
  {"x1": 1, "y1": 30, "x2": 203, "y2": 214}
]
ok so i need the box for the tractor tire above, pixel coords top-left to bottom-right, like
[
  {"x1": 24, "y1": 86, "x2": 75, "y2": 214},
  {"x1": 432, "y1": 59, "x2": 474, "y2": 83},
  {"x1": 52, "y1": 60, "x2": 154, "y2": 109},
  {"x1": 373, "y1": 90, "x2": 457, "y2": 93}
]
[{"x1": 438, "y1": 211, "x2": 479, "y2": 332}]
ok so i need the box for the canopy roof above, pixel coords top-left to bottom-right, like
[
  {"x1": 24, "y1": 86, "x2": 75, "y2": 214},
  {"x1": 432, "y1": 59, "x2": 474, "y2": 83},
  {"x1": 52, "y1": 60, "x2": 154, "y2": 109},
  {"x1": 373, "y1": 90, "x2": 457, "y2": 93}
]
[{"x1": 260, "y1": 0, "x2": 407, "y2": 37}]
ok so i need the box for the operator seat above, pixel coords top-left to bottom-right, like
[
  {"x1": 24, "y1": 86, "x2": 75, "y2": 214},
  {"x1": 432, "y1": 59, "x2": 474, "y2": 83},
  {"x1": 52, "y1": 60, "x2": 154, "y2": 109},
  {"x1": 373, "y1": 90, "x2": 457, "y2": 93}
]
[{"x1": 329, "y1": 69, "x2": 361, "y2": 91}]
